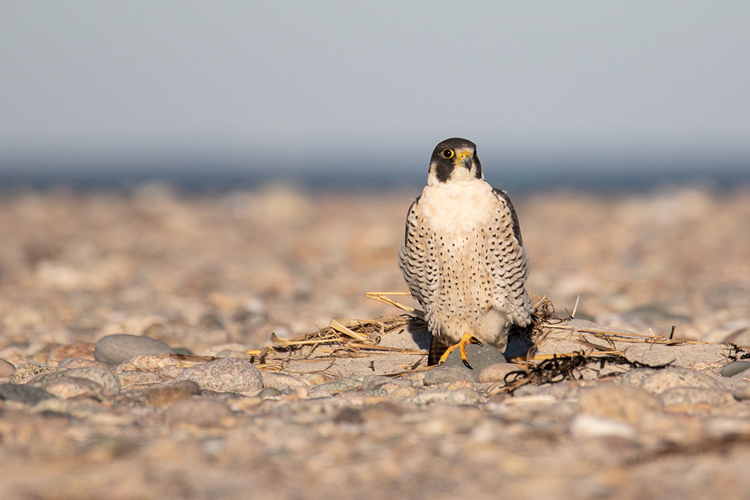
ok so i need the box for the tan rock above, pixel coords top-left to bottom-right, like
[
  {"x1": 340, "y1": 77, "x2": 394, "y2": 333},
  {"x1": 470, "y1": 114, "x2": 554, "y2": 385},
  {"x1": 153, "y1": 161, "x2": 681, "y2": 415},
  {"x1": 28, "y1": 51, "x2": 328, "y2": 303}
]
[
  {"x1": 477, "y1": 363, "x2": 523, "y2": 383},
  {"x1": 0, "y1": 358, "x2": 15, "y2": 378},
  {"x1": 144, "y1": 386, "x2": 193, "y2": 407},
  {"x1": 9, "y1": 364, "x2": 54, "y2": 385},
  {"x1": 166, "y1": 397, "x2": 235, "y2": 428},
  {"x1": 118, "y1": 370, "x2": 160, "y2": 388},
  {"x1": 46, "y1": 343, "x2": 96, "y2": 367},
  {"x1": 578, "y1": 384, "x2": 662, "y2": 425},
  {"x1": 57, "y1": 358, "x2": 110, "y2": 370}
]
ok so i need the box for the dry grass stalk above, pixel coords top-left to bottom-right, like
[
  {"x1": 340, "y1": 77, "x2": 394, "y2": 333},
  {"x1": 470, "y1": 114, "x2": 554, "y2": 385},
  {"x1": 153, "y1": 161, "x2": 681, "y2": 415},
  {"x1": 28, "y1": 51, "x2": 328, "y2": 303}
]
[
  {"x1": 248, "y1": 311, "x2": 424, "y2": 366},
  {"x1": 365, "y1": 292, "x2": 425, "y2": 320},
  {"x1": 329, "y1": 318, "x2": 369, "y2": 342}
]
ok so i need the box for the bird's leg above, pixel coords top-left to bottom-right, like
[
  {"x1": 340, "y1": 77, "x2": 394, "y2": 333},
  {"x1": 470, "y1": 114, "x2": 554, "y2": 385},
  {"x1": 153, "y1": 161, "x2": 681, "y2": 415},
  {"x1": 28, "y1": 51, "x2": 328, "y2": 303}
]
[{"x1": 439, "y1": 333, "x2": 482, "y2": 369}]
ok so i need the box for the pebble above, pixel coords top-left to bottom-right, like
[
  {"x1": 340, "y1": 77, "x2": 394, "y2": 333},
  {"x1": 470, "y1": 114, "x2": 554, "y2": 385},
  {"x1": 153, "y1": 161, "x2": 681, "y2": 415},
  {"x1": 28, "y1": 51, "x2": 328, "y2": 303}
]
[
  {"x1": 29, "y1": 366, "x2": 120, "y2": 397},
  {"x1": 423, "y1": 366, "x2": 475, "y2": 386},
  {"x1": 577, "y1": 384, "x2": 661, "y2": 424},
  {"x1": 0, "y1": 358, "x2": 15, "y2": 378},
  {"x1": 117, "y1": 354, "x2": 187, "y2": 373},
  {"x1": 442, "y1": 343, "x2": 506, "y2": 372},
  {"x1": 362, "y1": 375, "x2": 411, "y2": 393},
  {"x1": 95, "y1": 334, "x2": 176, "y2": 366},
  {"x1": 122, "y1": 383, "x2": 167, "y2": 395},
  {"x1": 306, "y1": 389, "x2": 333, "y2": 399},
  {"x1": 720, "y1": 360, "x2": 750, "y2": 378},
  {"x1": 705, "y1": 418, "x2": 750, "y2": 439},
  {"x1": 172, "y1": 358, "x2": 263, "y2": 396},
  {"x1": 370, "y1": 383, "x2": 401, "y2": 396},
  {"x1": 570, "y1": 414, "x2": 637, "y2": 440},
  {"x1": 0, "y1": 383, "x2": 56, "y2": 405},
  {"x1": 391, "y1": 386, "x2": 419, "y2": 398},
  {"x1": 408, "y1": 387, "x2": 481, "y2": 405},
  {"x1": 42, "y1": 377, "x2": 108, "y2": 400},
  {"x1": 503, "y1": 394, "x2": 558, "y2": 407},
  {"x1": 57, "y1": 358, "x2": 111, "y2": 370},
  {"x1": 338, "y1": 377, "x2": 364, "y2": 388},
  {"x1": 312, "y1": 381, "x2": 355, "y2": 393},
  {"x1": 256, "y1": 387, "x2": 282, "y2": 399},
  {"x1": 171, "y1": 380, "x2": 201, "y2": 395},
  {"x1": 144, "y1": 386, "x2": 194, "y2": 407},
  {"x1": 622, "y1": 367, "x2": 728, "y2": 394},
  {"x1": 46, "y1": 343, "x2": 96, "y2": 367},
  {"x1": 313, "y1": 377, "x2": 362, "y2": 393},
  {"x1": 731, "y1": 384, "x2": 750, "y2": 401},
  {"x1": 9, "y1": 364, "x2": 55, "y2": 385},
  {"x1": 358, "y1": 400, "x2": 410, "y2": 421},
  {"x1": 65, "y1": 367, "x2": 121, "y2": 395},
  {"x1": 165, "y1": 397, "x2": 235, "y2": 427},
  {"x1": 158, "y1": 365, "x2": 186, "y2": 381},
  {"x1": 118, "y1": 370, "x2": 161, "y2": 388},
  {"x1": 659, "y1": 387, "x2": 735, "y2": 407},
  {"x1": 477, "y1": 363, "x2": 523, "y2": 384},
  {"x1": 0, "y1": 347, "x2": 29, "y2": 367},
  {"x1": 446, "y1": 380, "x2": 474, "y2": 391}
]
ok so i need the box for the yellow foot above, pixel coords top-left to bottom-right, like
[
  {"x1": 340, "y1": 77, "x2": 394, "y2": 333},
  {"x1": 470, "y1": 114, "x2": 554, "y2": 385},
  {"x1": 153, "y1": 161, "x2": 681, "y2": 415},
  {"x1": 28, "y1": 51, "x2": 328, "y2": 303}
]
[{"x1": 439, "y1": 333, "x2": 483, "y2": 369}]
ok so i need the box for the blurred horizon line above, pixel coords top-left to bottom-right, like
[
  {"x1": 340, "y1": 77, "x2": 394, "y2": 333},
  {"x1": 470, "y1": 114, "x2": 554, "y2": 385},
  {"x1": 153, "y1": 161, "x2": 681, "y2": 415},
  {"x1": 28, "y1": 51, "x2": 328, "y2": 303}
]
[{"x1": 1, "y1": 157, "x2": 748, "y2": 194}]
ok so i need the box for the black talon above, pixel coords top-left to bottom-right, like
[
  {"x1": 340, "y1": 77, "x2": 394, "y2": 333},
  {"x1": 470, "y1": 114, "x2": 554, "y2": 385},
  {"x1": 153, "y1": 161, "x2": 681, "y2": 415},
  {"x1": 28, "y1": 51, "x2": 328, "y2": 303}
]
[{"x1": 462, "y1": 358, "x2": 473, "y2": 369}]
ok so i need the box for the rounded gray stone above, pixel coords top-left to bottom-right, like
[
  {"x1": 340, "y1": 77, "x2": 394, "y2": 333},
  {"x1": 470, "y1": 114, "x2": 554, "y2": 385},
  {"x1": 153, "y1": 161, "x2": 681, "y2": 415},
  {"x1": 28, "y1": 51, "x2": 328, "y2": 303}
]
[
  {"x1": 423, "y1": 366, "x2": 475, "y2": 386},
  {"x1": 173, "y1": 358, "x2": 263, "y2": 396},
  {"x1": 721, "y1": 360, "x2": 750, "y2": 378},
  {"x1": 257, "y1": 387, "x2": 281, "y2": 398},
  {"x1": 95, "y1": 334, "x2": 175, "y2": 366},
  {"x1": 0, "y1": 383, "x2": 57, "y2": 405},
  {"x1": 442, "y1": 343, "x2": 506, "y2": 372}
]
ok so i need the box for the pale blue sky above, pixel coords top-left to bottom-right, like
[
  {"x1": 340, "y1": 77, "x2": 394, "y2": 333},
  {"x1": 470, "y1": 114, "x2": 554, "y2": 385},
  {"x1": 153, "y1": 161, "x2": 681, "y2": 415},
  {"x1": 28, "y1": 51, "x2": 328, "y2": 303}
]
[{"x1": 1, "y1": 1, "x2": 749, "y2": 184}]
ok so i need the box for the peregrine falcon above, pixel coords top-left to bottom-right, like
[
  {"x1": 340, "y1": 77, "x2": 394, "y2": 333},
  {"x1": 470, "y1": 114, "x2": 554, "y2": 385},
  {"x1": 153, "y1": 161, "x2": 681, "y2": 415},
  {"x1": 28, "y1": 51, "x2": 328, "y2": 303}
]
[{"x1": 399, "y1": 138, "x2": 534, "y2": 366}]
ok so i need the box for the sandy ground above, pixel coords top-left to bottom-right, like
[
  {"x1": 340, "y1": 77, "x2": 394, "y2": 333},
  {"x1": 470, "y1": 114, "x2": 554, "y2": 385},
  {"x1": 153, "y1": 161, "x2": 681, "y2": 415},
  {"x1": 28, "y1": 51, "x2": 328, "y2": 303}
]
[{"x1": 0, "y1": 183, "x2": 750, "y2": 499}]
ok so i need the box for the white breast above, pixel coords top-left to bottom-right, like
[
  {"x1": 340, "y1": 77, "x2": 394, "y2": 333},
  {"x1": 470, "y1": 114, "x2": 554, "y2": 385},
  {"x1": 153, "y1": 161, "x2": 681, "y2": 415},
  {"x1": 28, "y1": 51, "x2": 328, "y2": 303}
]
[{"x1": 419, "y1": 178, "x2": 496, "y2": 235}]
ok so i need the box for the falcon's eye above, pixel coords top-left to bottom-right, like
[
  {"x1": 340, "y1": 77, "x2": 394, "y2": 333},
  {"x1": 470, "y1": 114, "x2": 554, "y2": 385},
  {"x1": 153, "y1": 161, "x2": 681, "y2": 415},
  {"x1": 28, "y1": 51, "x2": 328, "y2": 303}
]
[{"x1": 441, "y1": 149, "x2": 454, "y2": 159}]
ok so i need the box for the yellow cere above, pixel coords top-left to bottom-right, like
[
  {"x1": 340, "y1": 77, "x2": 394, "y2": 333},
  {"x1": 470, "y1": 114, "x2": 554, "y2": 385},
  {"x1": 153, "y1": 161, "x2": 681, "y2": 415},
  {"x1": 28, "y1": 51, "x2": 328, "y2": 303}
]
[{"x1": 455, "y1": 150, "x2": 472, "y2": 162}]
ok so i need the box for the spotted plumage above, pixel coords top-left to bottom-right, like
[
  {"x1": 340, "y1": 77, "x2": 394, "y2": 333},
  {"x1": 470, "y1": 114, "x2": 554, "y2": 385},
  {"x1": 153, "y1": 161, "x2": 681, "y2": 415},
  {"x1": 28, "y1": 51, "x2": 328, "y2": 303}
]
[{"x1": 399, "y1": 138, "x2": 533, "y2": 363}]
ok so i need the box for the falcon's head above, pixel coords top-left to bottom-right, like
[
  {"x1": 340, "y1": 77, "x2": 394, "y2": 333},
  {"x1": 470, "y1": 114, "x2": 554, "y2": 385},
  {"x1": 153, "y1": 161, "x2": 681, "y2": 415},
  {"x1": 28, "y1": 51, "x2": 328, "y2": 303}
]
[{"x1": 427, "y1": 137, "x2": 483, "y2": 185}]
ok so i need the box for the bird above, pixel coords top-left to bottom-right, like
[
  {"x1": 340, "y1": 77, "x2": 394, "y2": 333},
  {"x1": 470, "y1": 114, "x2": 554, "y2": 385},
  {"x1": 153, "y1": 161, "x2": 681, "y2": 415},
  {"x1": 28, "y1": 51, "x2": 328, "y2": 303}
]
[{"x1": 399, "y1": 137, "x2": 534, "y2": 367}]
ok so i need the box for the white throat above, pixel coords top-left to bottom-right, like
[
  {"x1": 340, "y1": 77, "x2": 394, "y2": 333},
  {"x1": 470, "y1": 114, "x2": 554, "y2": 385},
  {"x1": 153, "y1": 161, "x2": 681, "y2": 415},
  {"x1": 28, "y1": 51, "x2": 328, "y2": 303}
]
[{"x1": 419, "y1": 176, "x2": 495, "y2": 233}]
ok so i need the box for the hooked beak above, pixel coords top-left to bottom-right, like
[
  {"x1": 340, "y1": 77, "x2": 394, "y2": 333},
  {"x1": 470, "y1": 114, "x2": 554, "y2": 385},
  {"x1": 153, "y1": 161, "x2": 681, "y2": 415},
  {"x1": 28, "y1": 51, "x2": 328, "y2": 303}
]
[{"x1": 455, "y1": 151, "x2": 473, "y2": 169}]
